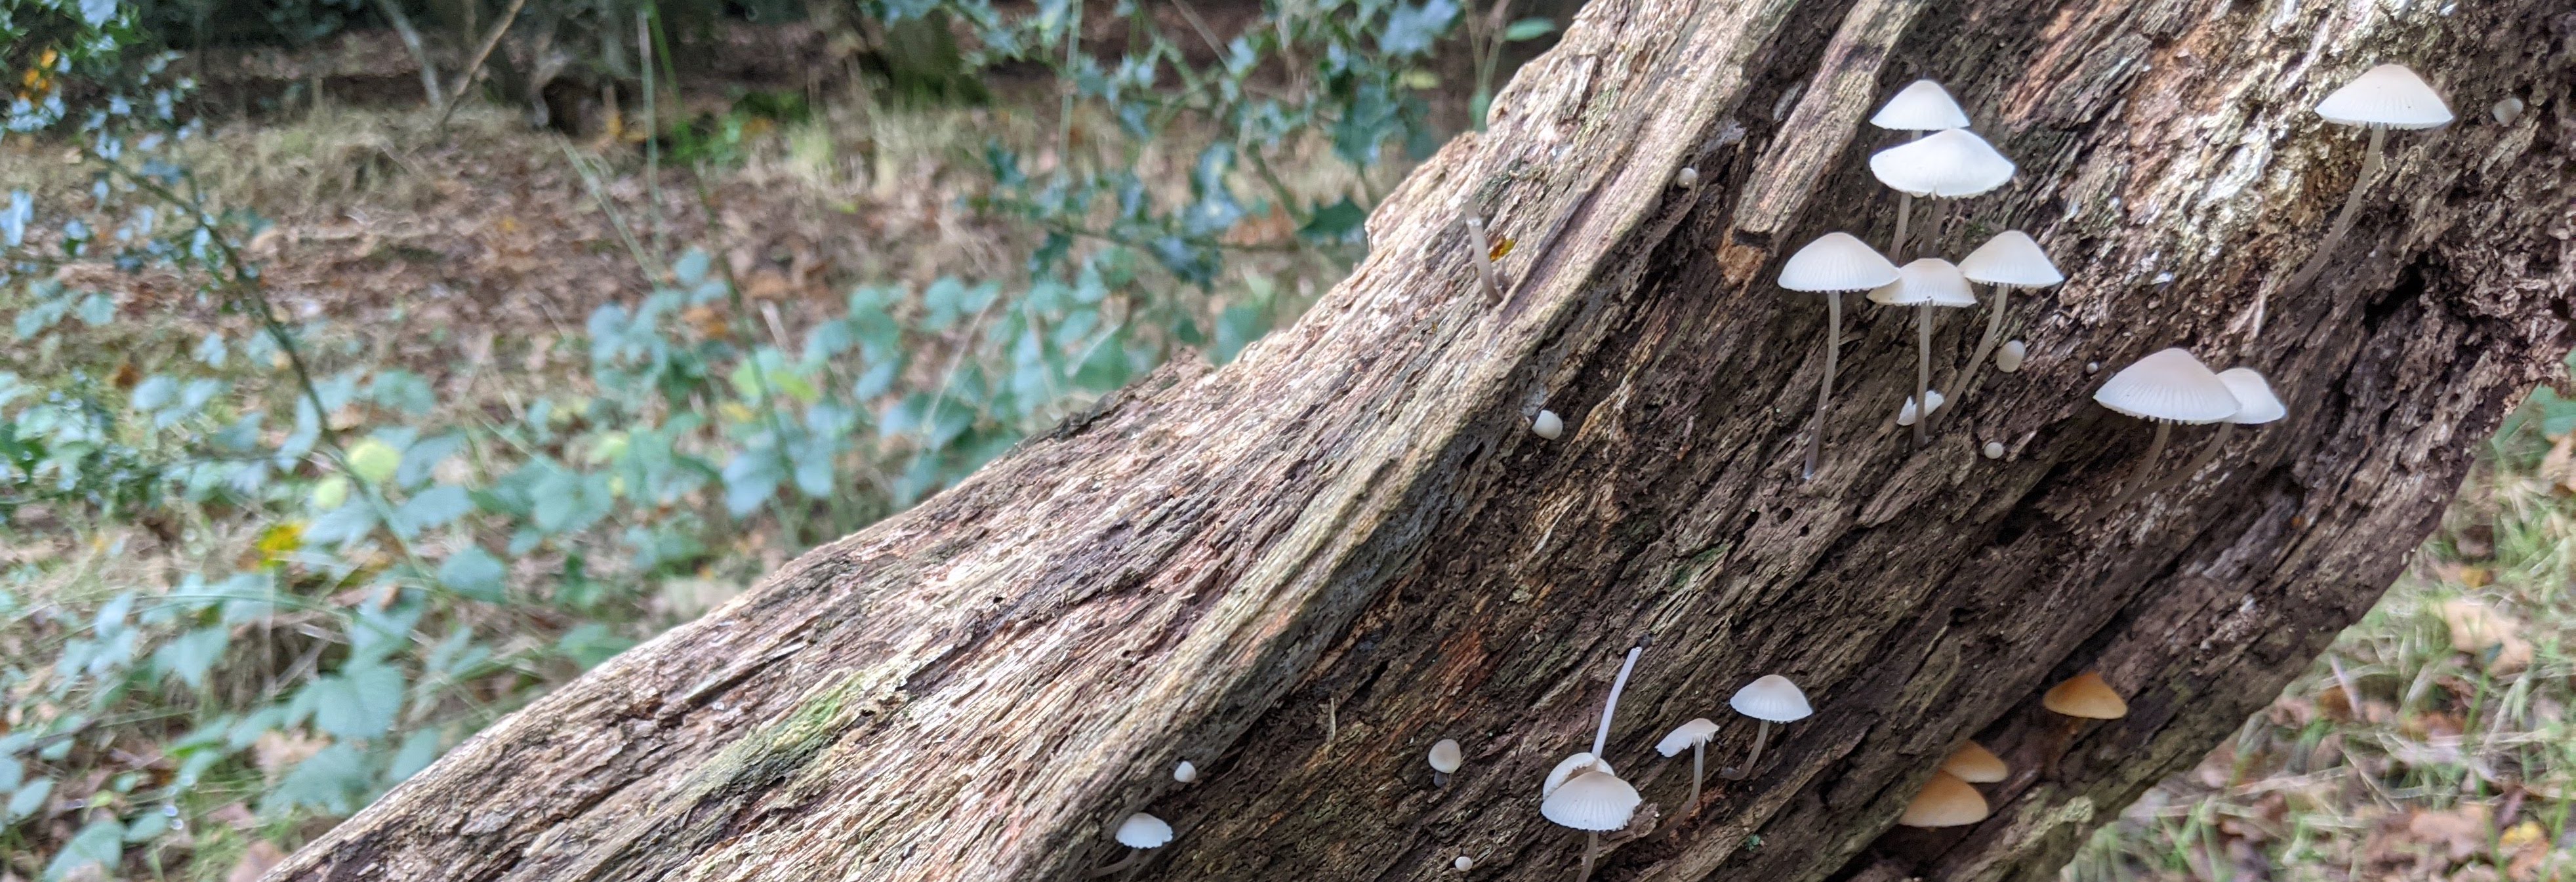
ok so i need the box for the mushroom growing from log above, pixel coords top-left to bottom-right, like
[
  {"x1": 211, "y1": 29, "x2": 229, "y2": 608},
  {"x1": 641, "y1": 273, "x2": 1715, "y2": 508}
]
[
  {"x1": 1896, "y1": 772, "x2": 1991, "y2": 827},
  {"x1": 1655, "y1": 717, "x2": 1722, "y2": 810},
  {"x1": 1719, "y1": 675, "x2": 1812, "y2": 780},
  {"x1": 1868, "y1": 129, "x2": 2014, "y2": 259},
  {"x1": 2093, "y1": 348, "x2": 2243, "y2": 508},
  {"x1": 1092, "y1": 812, "x2": 1174, "y2": 877},
  {"x1": 2040, "y1": 672, "x2": 2129, "y2": 778},
  {"x1": 2148, "y1": 367, "x2": 2287, "y2": 497},
  {"x1": 1940, "y1": 742, "x2": 2009, "y2": 784},
  {"x1": 2262, "y1": 64, "x2": 2453, "y2": 337},
  {"x1": 1868, "y1": 258, "x2": 1978, "y2": 444},
  {"x1": 1868, "y1": 79, "x2": 1974, "y2": 256},
  {"x1": 1945, "y1": 230, "x2": 2063, "y2": 423},
  {"x1": 1542, "y1": 643, "x2": 1648, "y2": 882},
  {"x1": 1779, "y1": 233, "x2": 1901, "y2": 479},
  {"x1": 1429, "y1": 738, "x2": 1463, "y2": 787}
]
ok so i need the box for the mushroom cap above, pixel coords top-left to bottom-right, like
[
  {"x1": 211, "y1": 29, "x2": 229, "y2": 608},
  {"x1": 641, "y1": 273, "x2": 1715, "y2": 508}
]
[
  {"x1": 1779, "y1": 232, "x2": 1901, "y2": 292},
  {"x1": 1729, "y1": 674, "x2": 1814, "y2": 722},
  {"x1": 1454, "y1": 856, "x2": 1475, "y2": 871},
  {"x1": 1655, "y1": 718, "x2": 1723, "y2": 756},
  {"x1": 1995, "y1": 340, "x2": 2028, "y2": 373},
  {"x1": 1868, "y1": 258, "x2": 1980, "y2": 307},
  {"x1": 1870, "y1": 79, "x2": 1973, "y2": 132},
  {"x1": 1534, "y1": 409, "x2": 1565, "y2": 439},
  {"x1": 1869, "y1": 129, "x2": 2016, "y2": 198},
  {"x1": 1897, "y1": 772, "x2": 1992, "y2": 827},
  {"x1": 1428, "y1": 738, "x2": 1464, "y2": 774},
  {"x1": 1940, "y1": 742, "x2": 2009, "y2": 784},
  {"x1": 1116, "y1": 812, "x2": 1174, "y2": 848},
  {"x1": 1172, "y1": 760, "x2": 1198, "y2": 783},
  {"x1": 1540, "y1": 769, "x2": 1643, "y2": 832},
  {"x1": 1896, "y1": 390, "x2": 1946, "y2": 427},
  {"x1": 2043, "y1": 672, "x2": 2129, "y2": 719},
  {"x1": 1544, "y1": 752, "x2": 1614, "y2": 796},
  {"x1": 2316, "y1": 64, "x2": 2454, "y2": 130},
  {"x1": 1959, "y1": 231, "x2": 2065, "y2": 288},
  {"x1": 2093, "y1": 348, "x2": 2240, "y2": 424},
  {"x1": 2215, "y1": 368, "x2": 2286, "y2": 425}
]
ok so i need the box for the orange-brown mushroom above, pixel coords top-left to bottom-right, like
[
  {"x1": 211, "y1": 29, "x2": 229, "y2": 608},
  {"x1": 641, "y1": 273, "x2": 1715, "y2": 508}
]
[
  {"x1": 1897, "y1": 771, "x2": 1990, "y2": 827},
  {"x1": 1940, "y1": 741, "x2": 2008, "y2": 784},
  {"x1": 2042, "y1": 672, "x2": 2129, "y2": 719}
]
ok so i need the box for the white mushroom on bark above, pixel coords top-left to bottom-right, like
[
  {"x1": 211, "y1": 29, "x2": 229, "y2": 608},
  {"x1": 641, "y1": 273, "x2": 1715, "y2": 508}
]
[
  {"x1": 1867, "y1": 81, "x2": 1975, "y2": 256},
  {"x1": 1868, "y1": 128, "x2": 2014, "y2": 258},
  {"x1": 2265, "y1": 64, "x2": 2453, "y2": 337},
  {"x1": 2093, "y1": 348, "x2": 2242, "y2": 508},
  {"x1": 1655, "y1": 717, "x2": 1722, "y2": 809},
  {"x1": 1718, "y1": 675, "x2": 1812, "y2": 780},
  {"x1": 1945, "y1": 231, "x2": 2062, "y2": 423},
  {"x1": 2148, "y1": 367, "x2": 2286, "y2": 496},
  {"x1": 1779, "y1": 233, "x2": 1902, "y2": 479},
  {"x1": 1092, "y1": 812, "x2": 1174, "y2": 876},
  {"x1": 1541, "y1": 642, "x2": 1649, "y2": 882},
  {"x1": 1429, "y1": 738, "x2": 1463, "y2": 787},
  {"x1": 1868, "y1": 258, "x2": 1978, "y2": 444}
]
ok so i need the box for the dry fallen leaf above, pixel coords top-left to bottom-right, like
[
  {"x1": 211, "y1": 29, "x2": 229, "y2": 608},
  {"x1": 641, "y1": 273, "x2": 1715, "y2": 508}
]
[
  {"x1": 2405, "y1": 803, "x2": 2493, "y2": 862},
  {"x1": 2440, "y1": 598, "x2": 2519, "y2": 653},
  {"x1": 2539, "y1": 433, "x2": 2575, "y2": 491}
]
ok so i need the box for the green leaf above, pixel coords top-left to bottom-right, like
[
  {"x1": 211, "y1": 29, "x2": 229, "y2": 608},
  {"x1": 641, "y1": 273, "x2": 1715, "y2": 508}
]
[
  {"x1": 6, "y1": 777, "x2": 51, "y2": 820},
  {"x1": 1378, "y1": 0, "x2": 1461, "y2": 56},
  {"x1": 1299, "y1": 197, "x2": 1368, "y2": 243},
  {"x1": 556, "y1": 623, "x2": 636, "y2": 670},
  {"x1": 42, "y1": 817, "x2": 121, "y2": 881},
  {"x1": 437, "y1": 546, "x2": 507, "y2": 602},
  {"x1": 1503, "y1": 17, "x2": 1557, "y2": 41},
  {"x1": 151, "y1": 626, "x2": 230, "y2": 689},
  {"x1": 386, "y1": 729, "x2": 443, "y2": 783},
  {"x1": 301, "y1": 663, "x2": 405, "y2": 740},
  {"x1": 302, "y1": 501, "x2": 379, "y2": 548},
  {"x1": 392, "y1": 485, "x2": 474, "y2": 536},
  {"x1": 266, "y1": 744, "x2": 369, "y2": 816},
  {"x1": 347, "y1": 438, "x2": 403, "y2": 485}
]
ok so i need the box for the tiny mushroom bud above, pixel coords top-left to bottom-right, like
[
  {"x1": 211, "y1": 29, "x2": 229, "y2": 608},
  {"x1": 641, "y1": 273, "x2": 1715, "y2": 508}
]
[
  {"x1": 1456, "y1": 855, "x2": 1475, "y2": 871},
  {"x1": 1173, "y1": 760, "x2": 1198, "y2": 784},
  {"x1": 1982, "y1": 440, "x2": 2005, "y2": 460},
  {"x1": 1941, "y1": 741, "x2": 2009, "y2": 784},
  {"x1": 1429, "y1": 738, "x2": 1463, "y2": 786},
  {"x1": 1869, "y1": 258, "x2": 1977, "y2": 443},
  {"x1": 1780, "y1": 233, "x2": 1902, "y2": 479},
  {"x1": 1995, "y1": 340, "x2": 2028, "y2": 373},
  {"x1": 1534, "y1": 409, "x2": 1565, "y2": 439},
  {"x1": 1896, "y1": 390, "x2": 1945, "y2": 428},
  {"x1": 2094, "y1": 348, "x2": 2241, "y2": 508},
  {"x1": 1675, "y1": 166, "x2": 1700, "y2": 188},
  {"x1": 2493, "y1": 96, "x2": 2525, "y2": 126},
  {"x1": 1719, "y1": 675, "x2": 1812, "y2": 780},
  {"x1": 2268, "y1": 64, "x2": 2454, "y2": 337},
  {"x1": 1898, "y1": 772, "x2": 1992, "y2": 827},
  {"x1": 1656, "y1": 717, "x2": 1723, "y2": 809}
]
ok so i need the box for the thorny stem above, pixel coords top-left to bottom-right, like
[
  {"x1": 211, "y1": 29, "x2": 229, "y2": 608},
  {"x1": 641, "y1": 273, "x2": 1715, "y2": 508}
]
[
  {"x1": 1913, "y1": 304, "x2": 1932, "y2": 445},
  {"x1": 2264, "y1": 125, "x2": 2387, "y2": 340},
  {"x1": 1941, "y1": 284, "x2": 2011, "y2": 428},
  {"x1": 1803, "y1": 292, "x2": 1842, "y2": 480},
  {"x1": 2114, "y1": 422, "x2": 2173, "y2": 509},
  {"x1": 1593, "y1": 643, "x2": 1645, "y2": 757},
  {"x1": 2146, "y1": 422, "x2": 2236, "y2": 498}
]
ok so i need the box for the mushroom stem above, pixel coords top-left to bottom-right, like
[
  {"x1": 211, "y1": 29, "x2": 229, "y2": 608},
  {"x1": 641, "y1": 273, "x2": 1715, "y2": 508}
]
[
  {"x1": 1941, "y1": 284, "x2": 2011, "y2": 428},
  {"x1": 1593, "y1": 644, "x2": 1644, "y2": 757},
  {"x1": 1891, "y1": 193, "x2": 1913, "y2": 259},
  {"x1": 1578, "y1": 832, "x2": 1599, "y2": 882},
  {"x1": 1433, "y1": 771, "x2": 1450, "y2": 788},
  {"x1": 1718, "y1": 719, "x2": 1772, "y2": 780},
  {"x1": 1690, "y1": 743, "x2": 1704, "y2": 809},
  {"x1": 1913, "y1": 304, "x2": 1934, "y2": 445},
  {"x1": 2145, "y1": 422, "x2": 2237, "y2": 498},
  {"x1": 1803, "y1": 291, "x2": 1843, "y2": 480},
  {"x1": 1087, "y1": 851, "x2": 1145, "y2": 879},
  {"x1": 2264, "y1": 125, "x2": 2387, "y2": 339},
  {"x1": 2114, "y1": 422, "x2": 2172, "y2": 509}
]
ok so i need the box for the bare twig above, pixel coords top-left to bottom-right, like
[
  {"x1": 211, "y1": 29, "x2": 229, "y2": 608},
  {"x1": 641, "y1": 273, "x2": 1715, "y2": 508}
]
[
  {"x1": 434, "y1": 0, "x2": 533, "y2": 132},
  {"x1": 369, "y1": 0, "x2": 445, "y2": 106}
]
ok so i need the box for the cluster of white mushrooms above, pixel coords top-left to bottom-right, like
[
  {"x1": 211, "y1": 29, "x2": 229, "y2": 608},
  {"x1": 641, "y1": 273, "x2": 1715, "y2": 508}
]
[{"x1": 1098, "y1": 62, "x2": 2459, "y2": 882}]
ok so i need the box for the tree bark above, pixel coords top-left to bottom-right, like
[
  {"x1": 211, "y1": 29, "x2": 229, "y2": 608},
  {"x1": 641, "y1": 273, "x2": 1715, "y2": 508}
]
[{"x1": 268, "y1": 1, "x2": 2576, "y2": 881}]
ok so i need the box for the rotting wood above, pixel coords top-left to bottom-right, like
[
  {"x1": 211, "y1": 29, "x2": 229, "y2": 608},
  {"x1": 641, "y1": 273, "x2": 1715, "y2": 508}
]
[{"x1": 267, "y1": 0, "x2": 2576, "y2": 880}]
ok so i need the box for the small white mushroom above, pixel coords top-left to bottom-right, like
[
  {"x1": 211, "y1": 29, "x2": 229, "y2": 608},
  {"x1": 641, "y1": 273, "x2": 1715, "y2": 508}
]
[
  {"x1": 1982, "y1": 440, "x2": 2005, "y2": 460},
  {"x1": 1779, "y1": 233, "x2": 1902, "y2": 479},
  {"x1": 1675, "y1": 166, "x2": 1700, "y2": 188},
  {"x1": 1869, "y1": 258, "x2": 1976, "y2": 443},
  {"x1": 1656, "y1": 717, "x2": 1722, "y2": 810},
  {"x1": 2148, "y1": 367, "x2": 2286, "y2": 497},
  {"x1": 1172, "y1": 760, "x2": 1198, "y2": 784},
  {"x1": 2095, "y1": 348, "x2": 2241, "y2": 507},
  {"x1": 1896, "y1": 390, "x2": 1945, "y2": 428},
  {"x1": 1534, "y1": 409, "x2": 1565, "y2": 439},
  {"x1": 1869, "y1": 79, "x2": 1973, "y2": 132},
  {"x1": 1455, "y1": 855, "x2": 1475, "y2": 871},
  {"x1": 1869, "y1": 129, "x2": 2016, "y2": 258},
  {"x1": 1095, "y1": 812, "x2": 1174, "y2": 875},
  {"x1": 1428, "y1": 738, "x2": 1463, "y2": 786},
  {"x1": 1719, "y1": 675, "x2": 1812, "y2": 780},
  {"x1": 2269, "y1": 64, "x2": 2454, "y2": 337},
  {"x1": 2493, "y1": 96, "x2": 2525, "y2": 126},
  {"x1": 1995, "y1": 340, "x2": 2028, "y2": 373},
  {"x1": 1946, "y1": 231, "x2": 2061, "y2": 421}
]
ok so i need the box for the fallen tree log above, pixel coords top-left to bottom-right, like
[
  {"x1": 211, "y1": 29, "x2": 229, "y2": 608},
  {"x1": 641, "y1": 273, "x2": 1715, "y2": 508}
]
[{"x1": 266, "y1": 0, "x2": 2576, "y2": 879}]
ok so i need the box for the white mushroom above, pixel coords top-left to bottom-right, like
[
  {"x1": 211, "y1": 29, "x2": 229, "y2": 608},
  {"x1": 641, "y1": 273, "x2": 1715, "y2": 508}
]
[
  {"x1": 1995, "y1": 340, "x2": 2028, "y2": 374},
  {"x1": 2093, "y1": 348, "x2": 2242, "y2": 507},
  {"x1": 1656, "y1": 717, "x2": 1722, "y2": 809},
  {"x1": 2268, "y1": 64, "x2": 2453, "y2": 337},
  {"x1": 1946, "y1": 231, "x2": 2062, "y2": 422},
  {"x1": 1780, "y1": 233, "x2": 1902, "y2": 479},
  {"x1": 1896, "y1": 390, "x2": 1945, "y2": 428},
  {"x1": 1541, "y1": 769, "x2": 1641, "y2": 882},
  {"x1": 1534, "y1": 409, "x2": 1565, "y2": 440},
  {"x1": 1870, "y1": 258, "x2": 1976, "y2": 443},
  {"x1": 1869, "y1": 79, "x2": 1972, "y2": 133},
  {"x1": 2148, "y1": 367, "x2": 2286, "y2": 496},
  {"x1": 1429, "y1": 738, "x2": 1463, "y2": 786},
  {"x1": 1719, "y1": 675, "x2": 1812, "y2": 780},
  {"x1": 1172, "y1": 760, "x2": 1198, "y2": 784},
  {"x1": 1869, "y1": 129, "x2": 2015, "y2": 258}
]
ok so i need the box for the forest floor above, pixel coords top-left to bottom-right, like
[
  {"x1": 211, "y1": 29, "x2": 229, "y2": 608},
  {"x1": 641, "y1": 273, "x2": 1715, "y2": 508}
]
[{"x1": 5, "y1": 68, "x2": 2572, "y2": 882}]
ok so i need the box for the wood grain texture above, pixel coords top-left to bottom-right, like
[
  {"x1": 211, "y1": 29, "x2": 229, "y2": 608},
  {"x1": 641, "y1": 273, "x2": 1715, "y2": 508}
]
[{"x1": 266, "y1": 0, "x2": 2576, "y2": 880}]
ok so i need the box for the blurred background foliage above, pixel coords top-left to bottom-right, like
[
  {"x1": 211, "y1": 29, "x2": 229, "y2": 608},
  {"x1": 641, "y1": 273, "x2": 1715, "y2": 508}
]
[{"x1": 1, "y1": 1, "x2": 2571, "y2": 881}]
